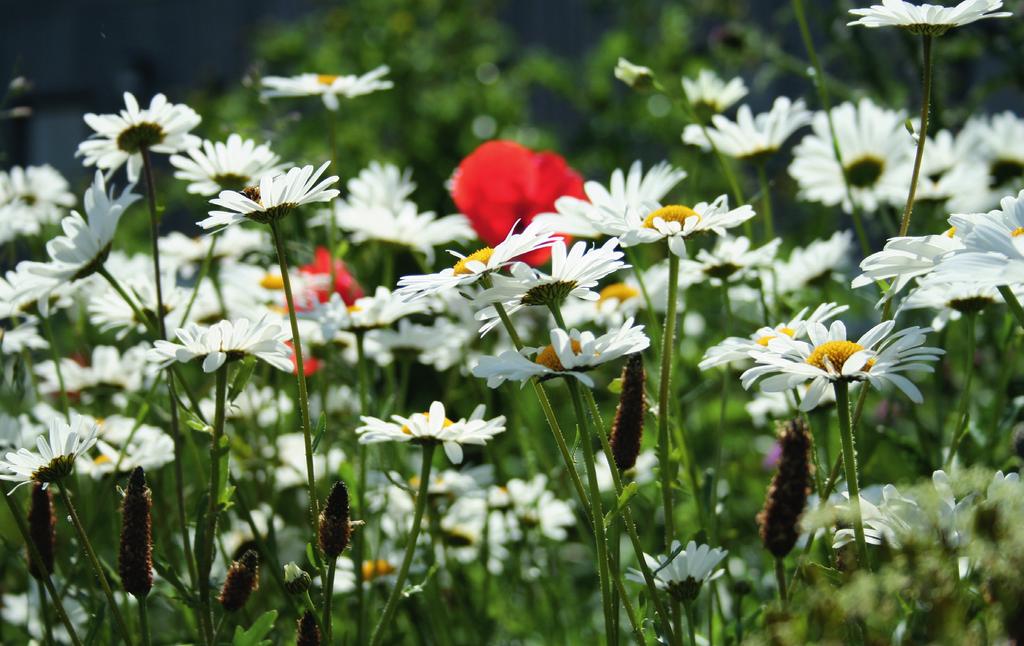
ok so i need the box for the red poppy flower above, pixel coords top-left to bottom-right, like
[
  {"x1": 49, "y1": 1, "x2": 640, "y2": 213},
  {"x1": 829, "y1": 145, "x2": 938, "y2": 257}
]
[
  {"x1": 287, "y1": 341, "x2": 320, "y2": 376},
  {"x1": 299, "y1": 247, "x2": 364, "y2": 307},
  {"x1": 451, "y1": 140, "x2": 585, "y2": 265}
]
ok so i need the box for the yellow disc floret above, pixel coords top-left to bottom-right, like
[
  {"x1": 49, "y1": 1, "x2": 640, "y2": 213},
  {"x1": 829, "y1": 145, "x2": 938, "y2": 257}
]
[
  {"x1": 453, "y1": 247, "x2": 494, "y2": 275},
  {"x1": 535, "y1": 339, "x2": 583, "y2": 372},
  {"x1": 317, "y1": 74, "x2": 339, "y2": 85},
  {"x1": 806, "y1": 340, "x2": 873, "y2": 372},
  {"x1": 756, "y1": 327, "x2": 796, "y2": 347},
  {"x1": 643, "y1": 205, "x2": 700, "y2": 229},
  {"x1": 362, "y1": 559, "x2": 396, "y2": 580},
  {"x1": 598, "y1": 282, "x2": 640, "y2": 305},
  {"x1": 260, "y1": 273, "x2": 285, "y2": 290},
  {"x1": 1012, "y1": 227, "x2": 1024, "y2": 238},
  {"x1": 401, "y1": 412, "x2": 455, "y2": 435}
]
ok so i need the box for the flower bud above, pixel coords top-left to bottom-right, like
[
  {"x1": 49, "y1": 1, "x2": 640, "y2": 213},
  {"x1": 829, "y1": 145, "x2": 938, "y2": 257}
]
[
  {"x1": 757, "y1": 418, "x2": 813, "y2": 558},
  {"x1": 27, "y1": 483, "x2": 55, "y2": 579},
  {"x1": 610, "y1": 353, "x2": 646, "y2": 471},
  {"x1": 284, "y1": 561, "x2": 312, "y2": 594},
  {"x1": 319, "y1": 480, "x2": 353, "y2": 558},
  {"x1": 119, "y1": 467, "x2": 154, "y2": 597},
  {"x1": 614, "y1": 57, "x2": 655, "y2": 90},
  {"x1": 219, "y1": 549, "x2": 259, "y2": 612}
]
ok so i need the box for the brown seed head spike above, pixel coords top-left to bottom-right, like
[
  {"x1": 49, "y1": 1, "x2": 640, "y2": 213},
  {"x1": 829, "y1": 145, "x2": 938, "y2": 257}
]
[
  {"x1": 119, "y1": 467, "x2": 153, "y2": 597},
  {"x1": 757, "y1": 418, "x2": 814, "y2": 558},
  {"x1": 610, "y1": 353, "x2": 646, "y2": 471},
  {"x1": 27, "y1": 483, "x2": 56, "y2": 579},
  {"x1": 319, "y1": 480, "x2": 353, "y2": 558},
  {"x1": 218, "y1": 549, "x2": 259, "y2": 612},
  {"x1": 296, "y1": 610, "x2": 322, "y2": 646}
]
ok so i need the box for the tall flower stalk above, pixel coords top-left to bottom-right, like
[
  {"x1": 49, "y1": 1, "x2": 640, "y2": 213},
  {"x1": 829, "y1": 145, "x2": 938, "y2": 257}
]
[
  {"x1": 896, "y1": 35, "x2": 934, "y2": 237},
  {"x1": 834, "y1": 381, "x2": 869, "y2": 568},
  {"x1": 657, "y1": 251, "x2": 681, "y2": 544},
  {"x1": 197, "y1": 364, "x2": 228, "y2": 643}
]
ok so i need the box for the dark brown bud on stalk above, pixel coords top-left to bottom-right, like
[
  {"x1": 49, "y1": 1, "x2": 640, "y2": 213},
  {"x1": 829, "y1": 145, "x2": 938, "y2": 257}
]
[
  {"x1": 296, "y1": 611, "x2": 321, "y2": 646},
  {"x1": 757, "y1": 418, "x2": 813, "y2": 558},
  {"x1": 319, "y1": 480, "x2": 352, "y2": 558},
  {"x1": 218, "y1": 549, "x2": 259, "y2": 612},
  {"x1": 27, "y1": 483, "x2": 55, "y2": 579},
  {"x1": 609, "y1": 353, "x2": 646, "y2": 471},
  {"x1": 119, "y1": 467, "x2": 154, "y2": 597}
]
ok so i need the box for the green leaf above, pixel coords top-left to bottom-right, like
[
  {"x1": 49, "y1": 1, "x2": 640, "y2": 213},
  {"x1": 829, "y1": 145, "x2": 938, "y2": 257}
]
[
  {"x1": 604, "y1": 482, "x2": 638, "y2": 528},
  {"x1": 232, "y1": 610, "x2": 278, "y2": 646},
  {"x1": 306, "y1": 541, "x2": 324, "y2": 571},
  {"x1": 607, "y1": 377, "x2": 624, "y2": 394},
  {"x1": 312, "y1": 412, "x2": 327, "y2": 452},
  {"x1": 184, "y1": 410, "x2": 212, "y2": 434},
  {"x1": 228, "y1": 356, "x2": 258, "y2": 403}
]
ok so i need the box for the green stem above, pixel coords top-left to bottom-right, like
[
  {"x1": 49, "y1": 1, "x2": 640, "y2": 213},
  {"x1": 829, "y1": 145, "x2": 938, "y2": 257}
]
[
  {"x1": 999, "y1": 286, "x2": 1024, "y2": 330},
  {"x1": 3, "y1": 487, "x2": 83, "y2": 646},
  {"x1": 323, "y1": 559, "x2": 337, "y2": 643},
  {"x1": 40, "y1": 314, "x2": 69, "y2": 421},
  {"x1": 774, "y1": 557, "x2": 788, "y2": 606},
  {"x1": 179, "y1": 236, "x2": 219, "y2": 326},
  {"x1": 369, "y1": 442, "x2": 436, "y2": 646},
  {"x1": 58, "y1": 485, "x2": 134, "y2": 645},
  {"x1": 38, "y1": 578, "x2": 54, "y2": 645},
  {"x1": 198, "y1": 365, "x2": 228, "y2": 644},
  {"x1": 684, "y1": 602, "x2": 698, "y2": 646},
  {"x1": 269, "y1": 220, "x2": 322, "y2": 551},
  {"x1": 834, "y1": 381, "x2": 869, "y2": 569},
  {"x1": 623, "y1": 246, "x2": 661, "y2": 351},
  {"x1": 896, "y1": 35, "x2": 934, "y2": 238},
  {"x1": 138, "y1": 596, "x2": 151, "y2": 646},
  {"x1": 945, "y1": 313, "x2": 977, "y2": 468},
  {"x1": 325, "y1": 110, "x2": 339, "y2": 291},
  {"x1": 354, "y1": 333, "x2": 370, "y2": 646},
  {"x1": 658, "y1": 252, "x2": 681, "y2": 545},
  {"x1": 757, "y1": 162, "x2": 774, "y2": 242}
]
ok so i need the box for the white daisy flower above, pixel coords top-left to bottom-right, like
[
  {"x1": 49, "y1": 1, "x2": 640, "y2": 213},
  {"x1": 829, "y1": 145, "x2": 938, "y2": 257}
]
[
  {"x1": 789, "y1": 98, "x2": 912, "y2": 213},
  {"x1": 471, "y1": 318, "x2": 650, "y2": 388},
  {"x1": 771, "y1": 231, "x2": 855, "y2": 295},
  {"x1": 323, "y1": 200, "x2": 474, "y2": 263},
  {"x1": 1, "y1": 317, "x2": 48, "y2": 354},
  {"x1": 35, "y1": 344, "x2": 148, "y2": 396},
  {"x1": 681, "y1": 70, "x2": 748, "y2": 117},
  {"x1": 0, "y1": 165, "x2": 75, "y2": 238},
  {"x1": 340, "y1": 160, "x2": 416, "y2": 213},
  {"x1": 473, "y1": 238, "x2": 628, "y2": 331},
  {"x1": 356, "y1": 401, "x2": 506, "y2": 464},
  {"x1": 898, "y1": 281, "x2": 1004, "y2": 329},
  {"x1": 679, "y1": 235, "x2": 781, "y2": 284},
  {"x1": 626, "y1": 540, "x2": 728, "y2": 601},
  {"x1": 848, "y1": 0, "x2": 1010, "y2": 35},
  {"x1": 503, "y1": 474, "x2": 575, "y2": 541},
  {"x1": 926, "y1": 208, "x2": 1024, "y2": 287},
  {"x1": 158, "y1": 227, "x2": 269, "y2": 275},
  {"x1": 15, "y1": 171, "x2": 140, "y2": 313},
  {"x1": 740, "y1": 319, "x2": 944, "y2": 411},
  {"x1": 610, "y1": 196, "x2": 755, "y2": 258},
  {"x1": 0, "y1": 414, "x2": 98, "y2": 491},
  {"x1": 269, "y1": 432, "x2": 346, "y2": 489},
  {"x1": 169, "y1": 134, "x2": 287, "y2": 196},
  {"x1": 147, "y1": 316, "x2": 293, "y2": 373},
  {"x1": 915, "y1": 130, "x2": 993, "y2": 212},
  {"x1": 200, "y1": 162, "x2": 340, "y2": 231},
  {"x1": 260, "y1": 65, "x2": 393, "y2": 110},
  {"x1": 533, "y1": 160, "x2": 687, "y2": 238},
  {"x1": 395, "y1": 220, "x2": 561, "y2": 300},
  {"x1": 959, "y1": 111, "x2": 1024, "y2": 195},
  {"x1": 682, "y1": 97, "x2": 812, "y2": 160},
  {"x1": 302, "y1": 287, "x2": 428, "y2": 338},
  {"x1": 79, "y1": 426, "x2": 175, "y2": 478},
  {"x1": 851, "y1": 228, "x2": 963, "y2": 302},
  {"x1": 77, "y1": 92, "x2": 201, "y2": 182},
  {"x1": 372, "y1": 318, "x2": 474, "y2": 371},
  {"x1": 699, "y1": 302, "x2": 850, "y2": 370},
  {"x1": 613, "y1": 57, "x2": 655, "y2": 89}
]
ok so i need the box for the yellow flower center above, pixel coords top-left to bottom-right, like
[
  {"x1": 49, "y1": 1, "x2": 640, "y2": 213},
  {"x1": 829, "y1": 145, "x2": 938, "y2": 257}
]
[
  {"x1": 347, "y1": 304, "x2": 363, "y2": 313},
  {"x1": 643, "y1": 205, "x2": 700, "y2": 229},
  {"x1": 944, "y1": 226, "x2": 957, "y2": 238},
  {"x1": 598, "y1": 282, "x2": 640, "y2": 305},
  {"x1": 756, "y1": 327, "x2": 796, "y2": 347},
  {"x1": 1011, "y1": 227, "x2": 1024, "y2": 238},
  {"x1": 260, "y1": 273, "x2": 285, "y2": 290},
  {"x1": 317, "y1": 74, "x2": 340, "y2": 85},
  {"x1": 453, "y1": 247, "x2": 494, "y2": 275},
  {"x1": 93, "y1": 454, "x2": 111, "y2": 465},
  {"x1": 806, "y1": 340, "x2": 874, "y2": 372},
  {"x1": 401, "y1": 413, "x2": 455, "y2": 435},
  {"x1": 362, "y1": 559, "x2": 396, "y2": 580},
  {"x1": 535, "y1": 339, "x2": 583, "y2": 372}
]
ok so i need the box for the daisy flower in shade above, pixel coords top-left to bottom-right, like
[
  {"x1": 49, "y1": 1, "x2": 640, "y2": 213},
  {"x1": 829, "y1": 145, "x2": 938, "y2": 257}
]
[
  {"x1": 611, "y1": 196, "x2": 756, "y2": 258},
  {"x1": 200, "y1": 162, "x2": 340, "y2": 231},
  {"x1": 396, "y1": 221, "x2": 563, "y2": 301},
  {"x1": 851, "y1": 229, "x2": 963, "y2": 302},
  {"x1": 682, "y1": 97, "x2": 812, "y2": 160},
  {"x1": 679, "y1": 235, "x2": 781, "y2": 284},
  {"x1": 790, "y1": 98, "x2": 912, "y2": 213},
  {"x1": 158, "y1": 227, "x2": 268, "y2": 276},
  {"x1": 740, "y1": 319, "x2": 944, "y2": 411},
  {"x1": 260, "y1": 65, "x2": 393, "y2": 110},
  {"x1": 613, "y1": 58, "x2": 655, "y2": 89},
  {"x1": 681, "y1": 70, "x2": 748, "y2": 118},
  {"x1": 473, "y1": 238, "x2": 628, "y2": 332},
  {"x1": 960, "y1": 111, "x2": 1024, "y2": 195},
  {"x1": 0, "y1": 414, "x2": 98, "y2": 492},
  {"x1": 699, "y1": 302, "x2": 850, "y2": 370},
  {"x1": 1, "y1": 317, "x2": 48, "y2": 355},
  {"x1": 0, "y1": 165, "x2": 75, "y2": 233},
  {"x1": 147, "y1": 316, "x2": 293, "y2": 373},
  {"x1": 77, "y1": 92, "x2": 201, "y2": 182},
  {"x1": 472, "y1": 318, "x2": 650, "y2": 388},
  {"x1": 15, "y1": 171, "x2": 140, "y2": 313},
  {"x1": 626, "y1": 540, "x2": 728, "y2": 602},
  {"x1": 898, "y1": 282, "x2": 1005, "y2": 329},
  {"x1": 324, "y1": 200, "x2": 474, "y2": 263},
  {"x1": 302, "y1": 287, "x2": 429, "y2": 338},
  {"x1": 356, "y1": 401, "x2": 506, "y2": 464},
  {"x1": 848, "y1": 0, "x2": 1010, "y2": 35},
  {"x1": 915, "y1": 130, "x2": 992, "y2": 212},
  {"x1": 169, "y1": 134, "x2": 287, "y2": 196},
  {"x1": 771, "y1": 230, "x2": 856, "y2": 295},
  {"x1": 532, "y1": 160, "x2": 688, "y2": 238}
]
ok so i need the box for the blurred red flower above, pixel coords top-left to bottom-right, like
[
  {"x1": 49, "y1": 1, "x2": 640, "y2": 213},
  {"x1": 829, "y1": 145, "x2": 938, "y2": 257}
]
[
  {"x1": 450, "y1": 140, "x2": 585, "y2": 265},
  {"x1": 299, "y1": 246, "x2": 363, "y2": 307},
  {"x1": 287, "y1": 341, "x2": 320, "y2": 376}
]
